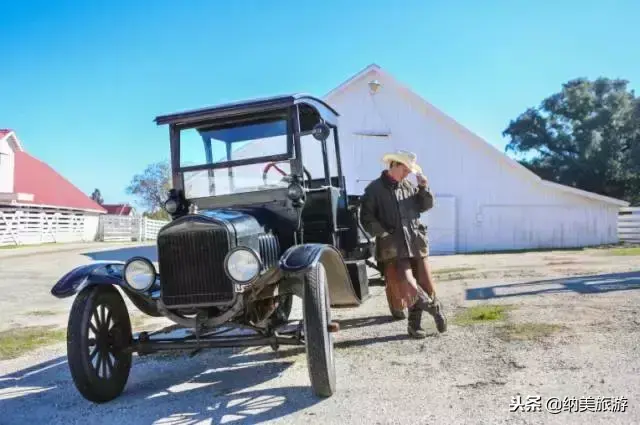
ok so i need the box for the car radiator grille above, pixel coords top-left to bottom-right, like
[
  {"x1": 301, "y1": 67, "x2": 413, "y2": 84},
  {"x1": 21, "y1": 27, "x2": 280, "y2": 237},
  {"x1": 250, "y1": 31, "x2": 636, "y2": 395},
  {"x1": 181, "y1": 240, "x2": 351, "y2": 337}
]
[
  {"x1": 158, "y1": 226, "x2": 234, "y2": 308},
  {"x1": 258, "y1": 233, "x2": 280, "y2": 269}
]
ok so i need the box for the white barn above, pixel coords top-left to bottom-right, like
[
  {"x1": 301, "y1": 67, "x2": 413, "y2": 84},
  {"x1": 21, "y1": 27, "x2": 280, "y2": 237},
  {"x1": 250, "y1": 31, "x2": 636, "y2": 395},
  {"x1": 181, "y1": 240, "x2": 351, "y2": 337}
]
[
  {"x1": 319, "y1": 64, "x2": 629, "y2": 254},
  {"x1": 182, "y1": 64, "x2": 629, "y2": 255}
]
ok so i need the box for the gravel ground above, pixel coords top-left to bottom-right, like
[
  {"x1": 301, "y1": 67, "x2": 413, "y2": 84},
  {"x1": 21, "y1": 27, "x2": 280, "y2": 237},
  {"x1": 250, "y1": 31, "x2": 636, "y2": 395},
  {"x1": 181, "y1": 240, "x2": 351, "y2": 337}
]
[{"x1": 0, "y1": 243, "x2": 639, "y2": 424}]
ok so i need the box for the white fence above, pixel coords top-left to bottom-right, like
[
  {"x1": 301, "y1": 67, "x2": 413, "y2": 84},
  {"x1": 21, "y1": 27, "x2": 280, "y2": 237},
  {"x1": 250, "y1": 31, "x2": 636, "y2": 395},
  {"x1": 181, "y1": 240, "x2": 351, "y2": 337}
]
[
  {"x1": 0, "y1": 205, "x2": 99, "y2": 246},
  {"x1": 618, "y1": 207, "x2": 640, "y2": 244},
  {"x1": 97, "y1": 215, "x2": 169, "y2": 242}
]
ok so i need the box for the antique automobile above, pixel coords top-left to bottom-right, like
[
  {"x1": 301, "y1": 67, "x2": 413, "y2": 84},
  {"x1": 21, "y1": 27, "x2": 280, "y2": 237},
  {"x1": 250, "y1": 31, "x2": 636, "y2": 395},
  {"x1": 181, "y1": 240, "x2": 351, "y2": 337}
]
[{"x1": 51, "y1": 93, "x2": 378, "y2": 403}]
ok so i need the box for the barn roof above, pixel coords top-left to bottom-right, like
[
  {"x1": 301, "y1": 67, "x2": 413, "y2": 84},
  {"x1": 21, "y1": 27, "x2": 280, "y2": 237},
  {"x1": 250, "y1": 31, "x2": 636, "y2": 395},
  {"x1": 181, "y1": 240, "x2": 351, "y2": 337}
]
[
  {"x1": 102, "y1": 204, "x2": 134, "y2": 215},
  {"x1": 0, "y1": 130, "x2": 106, "y2": 213},
  {"x1": 13, "y1": 151, "x2": 107, "y2": 213},
  {"x1": 323, "y1": 64, "x2": 629, "y2": 207}
]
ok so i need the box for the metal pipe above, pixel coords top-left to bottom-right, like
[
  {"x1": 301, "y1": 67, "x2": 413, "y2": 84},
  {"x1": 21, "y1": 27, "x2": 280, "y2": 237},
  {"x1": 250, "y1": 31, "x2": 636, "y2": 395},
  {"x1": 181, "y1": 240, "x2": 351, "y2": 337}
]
[
  {"x1": 321, "y1": 138, "x2": 331, "y2": 187},
  {"x1": 332, "y1": 124, "x2": 345, "y2": 192},
  {"x1": 127, "y1": 335, "x2": 303, "y2": 353}
]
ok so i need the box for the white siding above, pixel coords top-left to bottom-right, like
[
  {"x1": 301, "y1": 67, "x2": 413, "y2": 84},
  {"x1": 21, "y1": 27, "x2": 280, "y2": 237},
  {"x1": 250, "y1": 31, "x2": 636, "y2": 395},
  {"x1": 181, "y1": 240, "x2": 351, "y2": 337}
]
[
  {"x1": 0, "y1": 136, "x2": 14, "y2": 193},
  {"x1": 83, "y1": 214, "x2": 100, "y2": 242},
  {"x1": 618, "y1": 207, "x2": 640, "y2": 243},
  {"x1": 324, "y1": 69, "x2": 623, "y2": 253}
]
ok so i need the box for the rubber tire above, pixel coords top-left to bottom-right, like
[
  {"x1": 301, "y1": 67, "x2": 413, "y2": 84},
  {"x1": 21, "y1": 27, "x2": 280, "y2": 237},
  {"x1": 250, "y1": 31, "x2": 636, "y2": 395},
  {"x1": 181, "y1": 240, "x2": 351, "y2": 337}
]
[
  {"x1": 67, "y1": 285, "x2": 133, "y2": 403},
  {"x1": 302, "y1": 262, "x2": 336, "y2": 398}
]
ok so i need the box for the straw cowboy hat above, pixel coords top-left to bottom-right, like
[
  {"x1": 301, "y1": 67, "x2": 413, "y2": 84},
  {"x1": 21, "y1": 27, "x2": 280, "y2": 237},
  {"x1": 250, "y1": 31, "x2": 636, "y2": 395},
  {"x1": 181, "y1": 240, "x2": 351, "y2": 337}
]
[{"x1": 382, "y1": 150, "x2": 423, "y2": 174}]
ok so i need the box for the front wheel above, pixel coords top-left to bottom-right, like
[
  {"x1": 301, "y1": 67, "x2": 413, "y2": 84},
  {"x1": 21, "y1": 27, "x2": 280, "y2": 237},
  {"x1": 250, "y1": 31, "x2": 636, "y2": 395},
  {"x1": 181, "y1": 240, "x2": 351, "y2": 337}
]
[
  {"x1": 67, "y1": 285, "x2": 133, "y2": 403},
  {"x1": 302, "y1": 262, "x2": 336, "y2": 397}
]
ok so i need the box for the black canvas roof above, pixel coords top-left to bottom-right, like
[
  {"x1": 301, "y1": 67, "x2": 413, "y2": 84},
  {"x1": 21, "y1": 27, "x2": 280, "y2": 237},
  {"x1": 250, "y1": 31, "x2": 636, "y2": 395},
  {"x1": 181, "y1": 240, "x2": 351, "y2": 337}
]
[{"x1": 154, "y1": 93, "x2": 339, "y2": 127}]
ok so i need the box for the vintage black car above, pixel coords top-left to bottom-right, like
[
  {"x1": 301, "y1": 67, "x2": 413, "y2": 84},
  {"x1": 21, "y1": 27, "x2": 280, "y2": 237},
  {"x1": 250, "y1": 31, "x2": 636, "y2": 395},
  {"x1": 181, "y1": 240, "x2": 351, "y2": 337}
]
[{"x1": 51, "y1": 94, "x2": 379, "y2": 403}]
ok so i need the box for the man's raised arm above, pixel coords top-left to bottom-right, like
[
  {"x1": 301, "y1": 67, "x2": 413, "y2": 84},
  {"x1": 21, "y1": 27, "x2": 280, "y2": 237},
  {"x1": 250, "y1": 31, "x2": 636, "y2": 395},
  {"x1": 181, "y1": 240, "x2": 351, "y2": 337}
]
[{"x1": 414, "y1": 174, "x2": 434, "y2": 212}]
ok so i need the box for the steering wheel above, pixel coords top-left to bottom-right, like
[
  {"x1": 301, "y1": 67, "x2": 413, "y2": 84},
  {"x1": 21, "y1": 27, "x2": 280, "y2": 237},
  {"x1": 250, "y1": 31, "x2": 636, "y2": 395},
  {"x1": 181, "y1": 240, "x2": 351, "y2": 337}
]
[{"x1": 262, "y1": 161, "x2": 312, "y2": 185}]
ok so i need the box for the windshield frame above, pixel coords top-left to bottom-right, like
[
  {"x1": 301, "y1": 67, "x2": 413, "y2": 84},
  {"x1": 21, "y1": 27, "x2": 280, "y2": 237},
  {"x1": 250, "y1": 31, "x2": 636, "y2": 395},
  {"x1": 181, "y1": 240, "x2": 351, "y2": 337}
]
[
  {"x1": 168, "y1": 107, "x2": 300, "y2": 204},
  {"x1": 162, "y1": 96, "x2": 343, "y2": 207},
  {"x1": 175, "y1": 109, "x2": 294, "y2": 174}
]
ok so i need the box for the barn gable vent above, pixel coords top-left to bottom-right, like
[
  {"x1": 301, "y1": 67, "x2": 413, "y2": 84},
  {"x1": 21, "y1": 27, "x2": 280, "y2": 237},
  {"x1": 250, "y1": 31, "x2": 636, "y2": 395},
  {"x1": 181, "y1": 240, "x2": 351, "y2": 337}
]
[{"x1": 352, "y1": 79, "x2": 391, "y2": 137}]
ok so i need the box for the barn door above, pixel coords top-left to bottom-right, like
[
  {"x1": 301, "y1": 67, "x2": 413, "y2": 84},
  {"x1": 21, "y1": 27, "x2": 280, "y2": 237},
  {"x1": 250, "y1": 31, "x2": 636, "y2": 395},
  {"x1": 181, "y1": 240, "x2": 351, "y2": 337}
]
[
  {"x1": 351, "y1": 134, "x2": 394, "y2": 195},
  {"x1": 421, "y1": 195, "x2": 456, "y2": 255}
]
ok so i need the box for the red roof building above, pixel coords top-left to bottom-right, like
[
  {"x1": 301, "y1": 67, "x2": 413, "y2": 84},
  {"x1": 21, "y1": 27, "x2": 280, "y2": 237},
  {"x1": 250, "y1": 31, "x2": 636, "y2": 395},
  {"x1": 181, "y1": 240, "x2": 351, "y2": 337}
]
[
  {"x1": 102, "y1": 203, "x2": 135, "y2": 215},
  {"x1": 0, "y1": 129, "x2": 106, "y2": 213}
]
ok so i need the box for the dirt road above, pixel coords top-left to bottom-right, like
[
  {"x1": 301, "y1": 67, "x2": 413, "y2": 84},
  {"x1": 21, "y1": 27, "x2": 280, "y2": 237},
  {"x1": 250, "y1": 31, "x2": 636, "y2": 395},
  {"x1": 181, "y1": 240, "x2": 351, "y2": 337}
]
[{"x1": 0, "y1": 243, "x2": 639, "y2": 424}]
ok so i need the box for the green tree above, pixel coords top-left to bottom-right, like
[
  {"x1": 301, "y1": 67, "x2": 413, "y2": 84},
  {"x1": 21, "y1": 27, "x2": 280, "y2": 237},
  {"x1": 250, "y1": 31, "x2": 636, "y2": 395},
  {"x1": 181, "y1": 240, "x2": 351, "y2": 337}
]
[
  {"x1": 90, "y1": 188, "x2": 104, "y2": 204},
  {"x1": 125, "y1": 160, "x2": 172, "y2": 217},
  {"x1": 144, "y1": 209, "x2": 171, "y2": 221},
  {"x1": 503, "y1": 77, "x2": 640, "y2": 205}
]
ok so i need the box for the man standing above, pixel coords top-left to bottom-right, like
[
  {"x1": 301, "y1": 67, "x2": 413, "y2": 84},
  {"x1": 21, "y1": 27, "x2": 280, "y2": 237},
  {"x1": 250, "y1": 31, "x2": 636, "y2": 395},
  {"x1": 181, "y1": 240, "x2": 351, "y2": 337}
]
[{"x1": 360, "y1": 150, "x2": 447, "y2": 338}]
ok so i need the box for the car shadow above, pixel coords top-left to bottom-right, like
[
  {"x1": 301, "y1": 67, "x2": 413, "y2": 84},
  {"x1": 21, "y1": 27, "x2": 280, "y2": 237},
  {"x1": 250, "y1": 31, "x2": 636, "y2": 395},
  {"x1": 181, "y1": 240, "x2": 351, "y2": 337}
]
[
  {"x1": 81, "y1": 245, "x2": 158, "y2": 262},
  {"x1": 0, "y1": 325, "x2": 415, "y2": 423},
  {"x1": 0, "y1": 348, "x2": 319, "y2": 424},
  {"x1": 337, "y1": 315, "x2": 398, "y2": 330},
  {"x1": 367, "y1": 277, "x2": 385, "y2": 287},
  {"x1": 465, "y1": 271, "x2": 640, "y2": 301}
]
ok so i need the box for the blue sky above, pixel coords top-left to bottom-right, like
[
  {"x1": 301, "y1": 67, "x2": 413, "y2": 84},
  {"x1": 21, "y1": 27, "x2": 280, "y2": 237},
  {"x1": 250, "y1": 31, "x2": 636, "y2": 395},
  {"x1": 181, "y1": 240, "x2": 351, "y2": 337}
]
[{"x1": 1, "y1": 0, "x2": 638, "y2": 209}]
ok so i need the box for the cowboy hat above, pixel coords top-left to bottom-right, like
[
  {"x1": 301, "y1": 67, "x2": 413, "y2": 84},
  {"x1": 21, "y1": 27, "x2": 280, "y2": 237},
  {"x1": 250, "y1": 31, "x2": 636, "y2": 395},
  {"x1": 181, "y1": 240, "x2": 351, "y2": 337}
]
[{"x1": 382, "y1": 150, "x2": 423, "y2": 174}]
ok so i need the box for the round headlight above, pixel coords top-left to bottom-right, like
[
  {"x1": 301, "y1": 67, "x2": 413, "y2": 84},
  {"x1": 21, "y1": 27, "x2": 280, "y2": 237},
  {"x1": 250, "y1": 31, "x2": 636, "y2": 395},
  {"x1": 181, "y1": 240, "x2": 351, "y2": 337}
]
[
  {"x1": 287, "y1": 183, "x2": 305, "y2": 202},
  {"x1": 124, "y1": 257, "x2": 156, "y2": 291},
  {"x1": 164, "y1": 198, "x2": 178, "y2": 214},
  {"x1": 224, "y1": 248, "x2": 261, "y2": 284}
]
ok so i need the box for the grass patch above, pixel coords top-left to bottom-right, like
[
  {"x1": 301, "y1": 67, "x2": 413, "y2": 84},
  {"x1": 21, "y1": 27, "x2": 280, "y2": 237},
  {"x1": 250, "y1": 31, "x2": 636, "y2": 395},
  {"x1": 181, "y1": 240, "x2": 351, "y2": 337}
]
[
  {"x1": 465, "y1": 246, "x2": 585, "y2": 255},
  {"x1": 603, "y1": 247, "x2": 640, "y2": 256},
  {"x1": 0, "y1": 243, "x2": 57, "y2": 250},
  {"x1": 28, "y1": 310, "x2": 58, "y2": 317},
  {"x1": 453, "y1": 304, "x2": 511, "y2": 326},
  {"x1": 546, "y1": 260, "x2": 577, "y2": 266},
  {"x1": 496, "y1": 322, "x2": 564, "y2": 342},
  {"x1": 433, "y1": 266, "x2": 481, "y2": 281},
  {"x1": 0, "y1": 326, "x2": 66, "y2": 360},
  {"x1": 434, "y1": 267, "x2": 476, "y2": 274}
]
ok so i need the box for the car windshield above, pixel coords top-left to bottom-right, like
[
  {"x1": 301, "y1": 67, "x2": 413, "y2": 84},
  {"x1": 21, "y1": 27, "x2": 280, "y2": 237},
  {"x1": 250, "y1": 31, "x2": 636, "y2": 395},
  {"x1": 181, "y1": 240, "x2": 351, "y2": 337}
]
[{"x1": 179, "y1": 117, "x2": 291, "y2": 198}]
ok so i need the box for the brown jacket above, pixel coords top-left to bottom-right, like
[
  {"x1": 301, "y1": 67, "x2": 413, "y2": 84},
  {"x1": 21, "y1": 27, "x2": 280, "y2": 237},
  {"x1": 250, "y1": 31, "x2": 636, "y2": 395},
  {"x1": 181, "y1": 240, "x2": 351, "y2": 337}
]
[{"x1": 360, "y1": 170, "x2": 434, "y2": 262}]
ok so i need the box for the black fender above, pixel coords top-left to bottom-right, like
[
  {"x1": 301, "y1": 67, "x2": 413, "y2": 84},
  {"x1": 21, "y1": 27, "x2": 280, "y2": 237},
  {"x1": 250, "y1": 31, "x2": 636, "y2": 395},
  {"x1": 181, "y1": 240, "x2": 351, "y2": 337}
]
[
  {"x1": 279, "y1": 243, "x2": 363, "y2": 307},
  {"x1": 51, "y1": 262, "x2": 162, "y2": 317}
]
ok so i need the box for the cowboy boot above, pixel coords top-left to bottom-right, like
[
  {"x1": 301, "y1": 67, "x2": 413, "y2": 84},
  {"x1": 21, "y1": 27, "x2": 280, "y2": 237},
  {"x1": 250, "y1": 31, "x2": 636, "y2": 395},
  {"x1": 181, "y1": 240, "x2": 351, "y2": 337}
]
[
  {"x1": 407, "y1": 305, "x2": 426, "y2": 338},
  {"x1": 424, "y1": 296, "x2": 447, "y2": 333}
]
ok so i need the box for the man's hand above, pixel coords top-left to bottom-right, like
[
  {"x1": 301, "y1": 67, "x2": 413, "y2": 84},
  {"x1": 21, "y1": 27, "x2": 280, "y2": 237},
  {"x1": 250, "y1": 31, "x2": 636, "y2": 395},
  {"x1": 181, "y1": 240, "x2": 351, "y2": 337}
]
[{"x1": 416, "y1": 173, "x2": 428, "y2": 188}]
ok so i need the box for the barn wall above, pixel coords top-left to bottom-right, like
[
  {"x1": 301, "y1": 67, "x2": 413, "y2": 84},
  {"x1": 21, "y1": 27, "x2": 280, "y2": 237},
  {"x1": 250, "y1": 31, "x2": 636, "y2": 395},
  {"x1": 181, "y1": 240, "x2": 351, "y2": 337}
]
[{"x1": 324, "y1": 70, "x2": 621, "y2": 253}]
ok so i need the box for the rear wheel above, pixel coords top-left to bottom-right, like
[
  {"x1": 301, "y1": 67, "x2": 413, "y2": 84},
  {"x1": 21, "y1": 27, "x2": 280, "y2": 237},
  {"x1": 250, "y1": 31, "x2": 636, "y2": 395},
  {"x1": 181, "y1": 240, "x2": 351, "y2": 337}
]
[
  {"x1": 67, "y1": 285, "x2": 133, "y2": 403},
  {"x1": 302, "y1": 262, "x2": 336, "y2": 397}
]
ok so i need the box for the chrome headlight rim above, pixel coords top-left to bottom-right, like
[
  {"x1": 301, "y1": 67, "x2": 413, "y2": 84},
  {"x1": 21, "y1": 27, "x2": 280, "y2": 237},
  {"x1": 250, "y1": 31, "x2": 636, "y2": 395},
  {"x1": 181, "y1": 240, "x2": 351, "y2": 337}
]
[
  {"x1": 164, "y1": 198, "x2": 178, "y2": 214},
  {"x1": 287, "y1": 182, "x2": 305, "y2": 202},
  {"x1": 223, "y1": 247, "x2": 262, "y2": 285},
  {"x1": 123, "y1": 256, "x2": 157, "y2": 292}
]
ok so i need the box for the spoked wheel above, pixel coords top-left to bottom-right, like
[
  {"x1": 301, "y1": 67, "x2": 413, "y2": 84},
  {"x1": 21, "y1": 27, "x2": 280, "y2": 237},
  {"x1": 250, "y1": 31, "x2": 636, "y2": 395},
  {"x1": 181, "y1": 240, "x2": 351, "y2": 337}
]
[
  {"x1": 67, "y1": 285, "x2": 133, "y2": 403},
  {"x1": 302, "y1": 262, "x2": 336, "y2": 398}
]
